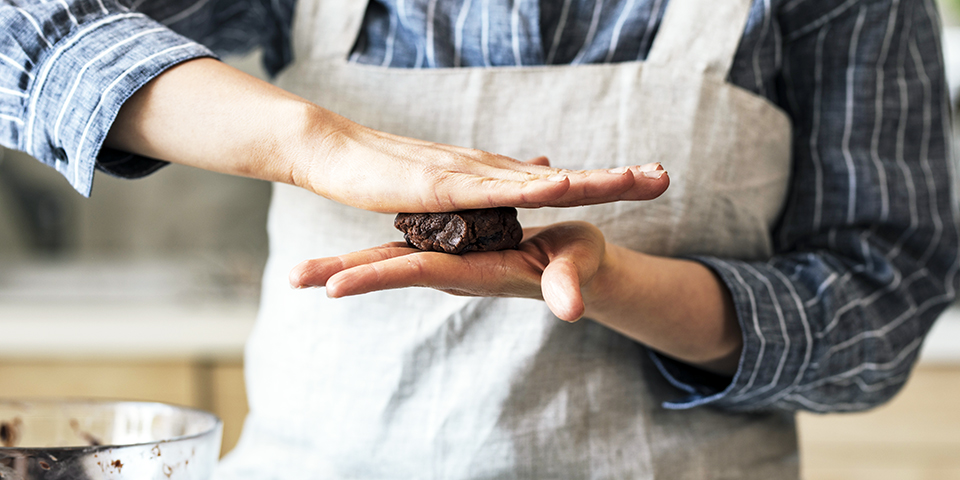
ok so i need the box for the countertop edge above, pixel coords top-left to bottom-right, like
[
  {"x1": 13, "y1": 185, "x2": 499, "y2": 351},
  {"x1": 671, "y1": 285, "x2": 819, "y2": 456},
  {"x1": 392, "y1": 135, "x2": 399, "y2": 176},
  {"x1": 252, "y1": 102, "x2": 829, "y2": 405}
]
[{"x1": 2, "y1": 302, "x2": 959, "y2": 363}]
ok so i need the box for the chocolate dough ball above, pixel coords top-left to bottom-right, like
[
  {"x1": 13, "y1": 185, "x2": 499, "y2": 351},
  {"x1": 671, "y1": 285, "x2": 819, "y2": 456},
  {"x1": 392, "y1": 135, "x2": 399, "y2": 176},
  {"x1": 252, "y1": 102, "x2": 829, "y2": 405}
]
[{"x1": 394, "y1": 207, "x2": 523, "y2": 254}]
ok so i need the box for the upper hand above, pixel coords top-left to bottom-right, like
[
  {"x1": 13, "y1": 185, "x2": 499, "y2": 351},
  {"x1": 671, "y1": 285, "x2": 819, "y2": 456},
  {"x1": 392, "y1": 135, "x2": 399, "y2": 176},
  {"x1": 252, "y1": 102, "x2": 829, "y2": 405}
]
[
  {"x1": 296, "y1": 113, "x2": 669, "y2": 213},
  {"x1": 288, "y1": 221, "x2": 609, "y2": 322}
]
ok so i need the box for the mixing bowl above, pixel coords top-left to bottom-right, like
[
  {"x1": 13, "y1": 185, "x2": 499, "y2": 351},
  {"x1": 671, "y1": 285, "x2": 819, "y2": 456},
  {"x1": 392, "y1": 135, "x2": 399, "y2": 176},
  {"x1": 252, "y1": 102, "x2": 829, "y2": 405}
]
[{"x1": 0, "y1": 400, "x2": 221, "y2": 480}]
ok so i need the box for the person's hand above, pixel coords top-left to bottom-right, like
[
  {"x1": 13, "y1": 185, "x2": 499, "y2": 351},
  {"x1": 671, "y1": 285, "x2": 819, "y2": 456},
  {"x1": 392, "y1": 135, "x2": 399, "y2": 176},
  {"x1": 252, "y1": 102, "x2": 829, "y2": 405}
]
[
  {"x1": 296, "y1": 117, "x2": 669, "y2": 212},
  {"x1": 289, "y1": 219, "x2": 744, "y2": 375},
  {"x1": 106, "y1": 58, "x2": 669, "y2": 213},
  {"x1": 288, "y1": 221, "x2": 609, "y2": 321}
]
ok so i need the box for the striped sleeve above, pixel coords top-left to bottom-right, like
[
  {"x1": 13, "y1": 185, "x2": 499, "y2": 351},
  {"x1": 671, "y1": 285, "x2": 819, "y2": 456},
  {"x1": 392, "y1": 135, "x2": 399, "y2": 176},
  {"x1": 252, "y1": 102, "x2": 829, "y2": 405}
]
[
  {"x1": 650, "y1": 0, "x2": 960, "y2": 412},
  {"x1": 0, "y1": 0, "x2": 290, "y2": 197},
  {"x1": 133, "y1": 0, "x2": 294, "y2": 76}
]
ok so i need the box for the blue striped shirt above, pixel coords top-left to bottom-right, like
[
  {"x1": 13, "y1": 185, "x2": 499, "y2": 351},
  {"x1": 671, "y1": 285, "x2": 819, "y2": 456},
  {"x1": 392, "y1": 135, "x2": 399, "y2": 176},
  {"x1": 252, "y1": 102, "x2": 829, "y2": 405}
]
[{"x1": 1, "y1": 0, "x2": 957, "y2": 413}]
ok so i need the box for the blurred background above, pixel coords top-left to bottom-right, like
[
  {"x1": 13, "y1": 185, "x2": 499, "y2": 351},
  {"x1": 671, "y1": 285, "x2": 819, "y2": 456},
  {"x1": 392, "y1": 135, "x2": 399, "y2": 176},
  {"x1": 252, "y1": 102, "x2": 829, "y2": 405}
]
[
  {"x1": 0, "y1": 52, "x2": 271, "y2": 457},
  {"x1": 3, "y1": 3, "x2": 960, "y2": 478}
]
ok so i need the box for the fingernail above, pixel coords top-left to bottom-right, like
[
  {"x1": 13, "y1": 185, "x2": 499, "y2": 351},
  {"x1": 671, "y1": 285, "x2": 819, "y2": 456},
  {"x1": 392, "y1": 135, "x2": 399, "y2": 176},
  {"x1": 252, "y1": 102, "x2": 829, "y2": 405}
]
[
  {"x1": 548, "y1": 174, "x2": 567, "y2": 182},
  {"x1": 643, "y1": 169, "x2": 666, "y2": 179},
  {"x1": 607, "y1": 166, "x2": 629, "y2": 174},
  {"x1": 639, "y1": 162, "x2": 661, "y2": 173}
]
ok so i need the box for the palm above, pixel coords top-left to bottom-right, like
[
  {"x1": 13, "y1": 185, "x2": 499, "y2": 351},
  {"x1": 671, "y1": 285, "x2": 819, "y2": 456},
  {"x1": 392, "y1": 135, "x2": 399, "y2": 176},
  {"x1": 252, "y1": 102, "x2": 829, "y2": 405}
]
[{"x1": 289, "y1": 222, "x2": 607, "y2": 322}]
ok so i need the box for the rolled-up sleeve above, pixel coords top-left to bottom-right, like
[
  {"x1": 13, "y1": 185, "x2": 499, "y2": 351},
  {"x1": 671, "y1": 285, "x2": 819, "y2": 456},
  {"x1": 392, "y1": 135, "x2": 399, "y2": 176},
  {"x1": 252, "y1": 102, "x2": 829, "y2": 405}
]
[
  {"x1": 650, "y1": 0, "x2": 960, "y2": 412},
  {"x1": 0, "y1": 0, "x2": 289, "y2": 196}
]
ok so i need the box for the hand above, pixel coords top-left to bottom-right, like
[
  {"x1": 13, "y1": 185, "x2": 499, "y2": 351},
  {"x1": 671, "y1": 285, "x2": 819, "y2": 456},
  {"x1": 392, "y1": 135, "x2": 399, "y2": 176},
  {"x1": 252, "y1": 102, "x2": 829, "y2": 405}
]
[
  {"x1": 299, "y1": 118, "x2": 669, "y2": 212},
  {"x1": 289, "y1": 219, "x2": 744, "y2": 375},
  {"x1": 288, "y1": 221, "x2": 609, "y2": 322},
  {"x1": 106, "y1": 58, "x2": 669, "y2": 213}
]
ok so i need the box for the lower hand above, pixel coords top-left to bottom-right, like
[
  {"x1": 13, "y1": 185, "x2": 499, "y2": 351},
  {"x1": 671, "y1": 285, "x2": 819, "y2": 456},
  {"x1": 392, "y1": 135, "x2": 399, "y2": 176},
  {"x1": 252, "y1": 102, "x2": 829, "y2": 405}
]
[
  {"x1": 288, "y1": 221, "x2": 609, "y2": 322},
  {"x1": 290, "y1": 219, "x2": 744, "y2": 375}
]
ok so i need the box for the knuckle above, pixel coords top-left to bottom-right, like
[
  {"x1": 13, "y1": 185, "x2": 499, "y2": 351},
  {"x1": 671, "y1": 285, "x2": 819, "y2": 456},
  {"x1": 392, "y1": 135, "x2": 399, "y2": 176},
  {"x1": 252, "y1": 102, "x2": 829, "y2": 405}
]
[{"x1": 406, "y1": 255, "x2": 426, "y2": 276}]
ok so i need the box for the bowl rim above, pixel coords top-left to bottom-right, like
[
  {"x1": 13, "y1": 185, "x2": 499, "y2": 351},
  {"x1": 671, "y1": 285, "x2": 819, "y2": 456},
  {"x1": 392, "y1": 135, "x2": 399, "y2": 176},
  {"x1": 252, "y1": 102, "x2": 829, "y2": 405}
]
[{"x1": 0, "y1": 398, "x2": 223, "y2": 452}]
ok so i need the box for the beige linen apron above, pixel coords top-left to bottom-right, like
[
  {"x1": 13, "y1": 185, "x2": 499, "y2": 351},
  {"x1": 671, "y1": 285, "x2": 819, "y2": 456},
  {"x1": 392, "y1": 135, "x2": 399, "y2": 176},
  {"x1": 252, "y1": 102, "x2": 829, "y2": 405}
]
[{"x1": 218, "y1": 0, "x2": 799, "y2": 478}]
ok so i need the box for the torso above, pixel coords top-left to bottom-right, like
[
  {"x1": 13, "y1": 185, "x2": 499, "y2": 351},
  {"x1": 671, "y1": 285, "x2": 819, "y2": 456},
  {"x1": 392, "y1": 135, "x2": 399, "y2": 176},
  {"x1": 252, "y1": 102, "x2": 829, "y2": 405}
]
[{"x1": 216, "y1": 1, "x2": 800, "y2": 478}]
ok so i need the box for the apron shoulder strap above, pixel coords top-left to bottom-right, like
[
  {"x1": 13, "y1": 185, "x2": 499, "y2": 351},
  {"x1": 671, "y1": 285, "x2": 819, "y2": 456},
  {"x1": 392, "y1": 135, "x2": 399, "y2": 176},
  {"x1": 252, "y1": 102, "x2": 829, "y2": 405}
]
[
  {"x1": 646, "y1": 0, "x2": 755, "y2": 79},
  {"x1": 295, "y1": 0, "x2": 753, "y2": 78},
  {"x1": 288, "y1": 0, "x2": 368, "y2": 62}
]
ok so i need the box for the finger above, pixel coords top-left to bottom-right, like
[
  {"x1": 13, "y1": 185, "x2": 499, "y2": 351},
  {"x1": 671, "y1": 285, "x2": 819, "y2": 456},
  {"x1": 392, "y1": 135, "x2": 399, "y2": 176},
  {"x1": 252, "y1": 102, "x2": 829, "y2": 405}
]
[
  {"x1": 474, "y1": 159, "x2": 660, "y2": 205},
  {"x1": 433, "y1": 166, "x2": 648, "y2": 210},
  {"x1": 544, "y1": 163, "x2": 669, "y2": 207},
  {"x1": 325, "y1": 251, "x2": 542, "y2": 299},
  {"x1": 426, "y1": 172, "x2": 576, "y2": 210},
  {"x1": 434, "y1": 148, "x2": 593, "y2": 185},
  {"x1": 616, "y1": 162, "x2": 670, "y2": 201},
  {"x1": 428, "y1": 145, "x2": 560, "y2": 179},
  {"x1": 477, "y1": 154, "x2": 631, "y2": 185},
  {"x1": 374, "y1": 135, "x2": 557, "y2": 180},
  {"x1": 289, "y1": 246, "x2": 417, "y2": 288},
  {"x1": 457, "y1": 154, "x2": 564, "y2": 181},
  {"x1": 388, "y1": 146, "x2": 658, "y2": 210},
  {"x1": 528, "y1": 221, "x2": 607, "y2": 321},
  {"x1": 524, "y1": 156, "x2": 551, "y2": 167},
  {"x1": 520, "y1": 226, "x2": 546, "y2": 242},
  {"x1": 414, "y1": 145, "x2": 655, "y2": 208},
  {"x1": 370, "y1": 129, "x2": 646, "y2": 199}
]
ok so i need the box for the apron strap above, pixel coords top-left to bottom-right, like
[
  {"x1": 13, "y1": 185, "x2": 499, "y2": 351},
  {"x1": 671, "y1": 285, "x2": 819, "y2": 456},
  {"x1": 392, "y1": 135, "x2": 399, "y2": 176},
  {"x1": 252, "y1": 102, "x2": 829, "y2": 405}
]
[
  {"x1": 301, "y1": 0, "x2": 752, "y2": 78},
  {"x1": 291, "y1": 0, "x2": 369, "y2": 61},
  {"x1": 646, "y1": 0, "x2": 755, "y2": 79}
]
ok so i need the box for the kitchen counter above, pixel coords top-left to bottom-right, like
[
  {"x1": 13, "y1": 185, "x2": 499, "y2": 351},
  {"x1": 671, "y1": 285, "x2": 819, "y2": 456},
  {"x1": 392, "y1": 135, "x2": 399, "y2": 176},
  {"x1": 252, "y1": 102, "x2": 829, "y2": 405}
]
[
  {"x1": 2, "y1": 290, "x2": 959, "y2": 364},
  {"x1": 2, "y1": 254, "x2": 959, "y2": 362},
  {"x1": 918, "y1": 304, "x2": 960, "y2": 364},
  {"x1": 0, "y1": 257, "x2": 259, "y2": 361},
  {"x1": 0, "y1": 301, "x2": 256, "y2": 360}
]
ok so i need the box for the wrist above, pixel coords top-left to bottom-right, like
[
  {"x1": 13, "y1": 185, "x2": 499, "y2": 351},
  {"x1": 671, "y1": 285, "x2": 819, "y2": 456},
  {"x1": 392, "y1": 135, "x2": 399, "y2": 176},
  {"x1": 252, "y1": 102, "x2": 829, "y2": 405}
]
[
  {"x1": 271, "y1": 101, "x2": 329, "y2": 189},
  {"x1": 581, "y1": 242, "x2": 631, "y2": 321},
  {"x1": 580, "y1": 246, "x2": 743, "y2": 376},
  {"x1": 283, "y1": 103, "x2": 367, "y2": 199}
]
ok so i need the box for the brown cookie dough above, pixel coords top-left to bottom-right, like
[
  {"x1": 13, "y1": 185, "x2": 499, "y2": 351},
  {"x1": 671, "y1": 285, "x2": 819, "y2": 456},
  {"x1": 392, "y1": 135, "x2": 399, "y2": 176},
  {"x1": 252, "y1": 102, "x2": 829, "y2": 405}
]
[{"x1": 394, "y1": 207, "x2": 523, "y2": 254}]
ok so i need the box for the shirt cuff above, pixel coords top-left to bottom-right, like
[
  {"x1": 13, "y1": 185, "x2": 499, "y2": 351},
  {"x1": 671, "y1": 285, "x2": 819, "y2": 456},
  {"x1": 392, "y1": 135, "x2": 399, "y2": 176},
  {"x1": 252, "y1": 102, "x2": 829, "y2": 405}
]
[
  {"x1": 646, "y1": 256, "x2": 811, "y2": 412},
  {"x1": 25, "y1": 12, "x2": 214, "y2": 196},
  {"x1": 647, "y1": 349, "x2": 737, "y2": 409}
]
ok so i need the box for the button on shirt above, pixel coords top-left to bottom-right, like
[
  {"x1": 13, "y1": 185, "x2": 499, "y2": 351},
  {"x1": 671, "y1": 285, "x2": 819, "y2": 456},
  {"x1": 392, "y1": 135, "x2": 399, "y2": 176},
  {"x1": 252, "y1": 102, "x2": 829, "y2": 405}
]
[{"x1": 1, "y1": 0, "x2": 957, "y2": 412}]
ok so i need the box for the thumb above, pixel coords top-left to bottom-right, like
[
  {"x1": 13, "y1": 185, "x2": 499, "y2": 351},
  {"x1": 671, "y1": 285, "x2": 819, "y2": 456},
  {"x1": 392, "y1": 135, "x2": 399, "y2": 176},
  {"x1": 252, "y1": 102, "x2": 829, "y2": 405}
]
[{"x1": 541, "y1": 258, "x2": 585, "y2": 322}]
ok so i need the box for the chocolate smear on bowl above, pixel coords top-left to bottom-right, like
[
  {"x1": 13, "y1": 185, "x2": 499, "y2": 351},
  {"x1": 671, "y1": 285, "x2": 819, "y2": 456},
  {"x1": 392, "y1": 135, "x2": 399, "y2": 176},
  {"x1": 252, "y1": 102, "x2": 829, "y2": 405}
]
[
  {"x1": 0, "y1": 418, "x2": 22, "y2": 448},
  {"x1": 69, "y1": 419, "x2": 102, "y2": 447}
]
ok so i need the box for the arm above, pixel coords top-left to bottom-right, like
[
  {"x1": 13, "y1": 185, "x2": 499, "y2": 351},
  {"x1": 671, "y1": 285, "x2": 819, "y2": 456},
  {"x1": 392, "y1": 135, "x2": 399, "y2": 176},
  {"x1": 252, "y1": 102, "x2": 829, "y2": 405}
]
[
  {"x1": 648, "y1": 0, "x2": 959, "y2": 412},
  {"x1": 1, "y1": 0, "x2": 669, "y2": 209},
  {"x1": 0, "y1": 0, "x2": 267, "y2": 196},
  {"x1": 290, "y1": 0, "x2": 960, "y2": 412},
  {"x1": 104, "y1": 57, "x2": 670, "y2": 212},
  {"x1": 602, "y1": 0, "x2": 959, "y2": 411},
  {"x1": 288, "y1": 216, "x2": 741, "y2": 375}
]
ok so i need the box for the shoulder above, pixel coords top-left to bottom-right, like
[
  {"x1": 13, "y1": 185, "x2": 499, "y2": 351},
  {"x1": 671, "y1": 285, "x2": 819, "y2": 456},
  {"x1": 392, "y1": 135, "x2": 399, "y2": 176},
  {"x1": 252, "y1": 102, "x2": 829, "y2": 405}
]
[{"x1": 776, "y1": 0, "x2": 916, "y2": 41}]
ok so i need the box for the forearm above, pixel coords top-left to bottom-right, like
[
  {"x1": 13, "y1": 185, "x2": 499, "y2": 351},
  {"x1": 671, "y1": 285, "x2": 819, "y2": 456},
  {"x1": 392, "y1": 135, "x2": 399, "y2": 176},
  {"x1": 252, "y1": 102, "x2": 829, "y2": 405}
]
[
  {"x1": 583, "y1": 245, "x2": 742, "y2": 375},
  {"x1": 105, "y1": 57, "x2": 326, "y2": 187}
]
